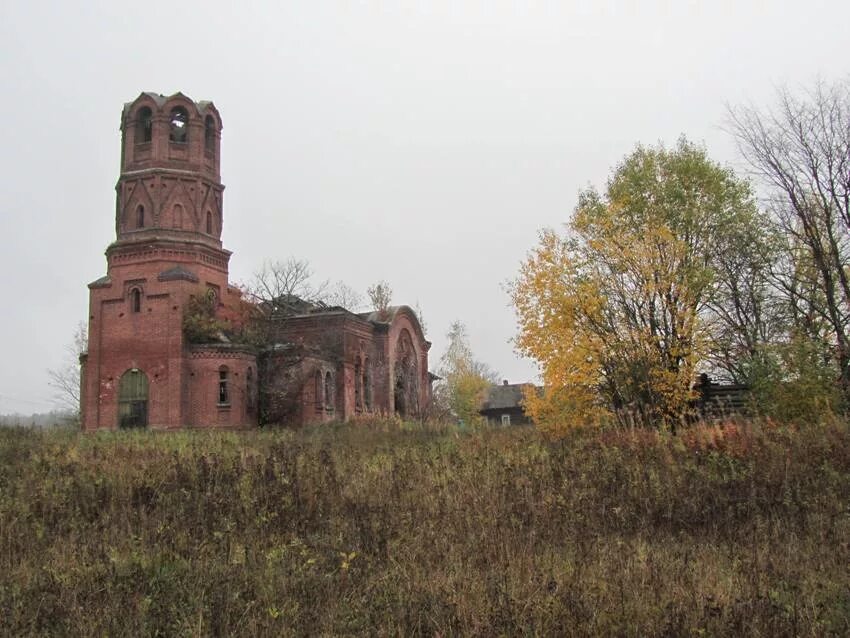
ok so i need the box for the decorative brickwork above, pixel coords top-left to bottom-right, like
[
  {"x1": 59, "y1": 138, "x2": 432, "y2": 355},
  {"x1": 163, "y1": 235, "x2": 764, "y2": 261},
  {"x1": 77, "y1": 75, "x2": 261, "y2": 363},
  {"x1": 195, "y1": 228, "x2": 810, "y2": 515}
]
[
  {"x1": 81, "y1": 92, "x2": 251, "y2": 431},
  {"x1": 81, "y1": 92, "x2": 431, "y2": 430}
]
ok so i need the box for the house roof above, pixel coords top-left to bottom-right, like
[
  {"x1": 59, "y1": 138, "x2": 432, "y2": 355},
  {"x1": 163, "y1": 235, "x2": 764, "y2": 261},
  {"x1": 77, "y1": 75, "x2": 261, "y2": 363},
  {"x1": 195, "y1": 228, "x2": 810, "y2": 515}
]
[{"x1": 480, "y1": 383, "x2": 534, "y2": 411}]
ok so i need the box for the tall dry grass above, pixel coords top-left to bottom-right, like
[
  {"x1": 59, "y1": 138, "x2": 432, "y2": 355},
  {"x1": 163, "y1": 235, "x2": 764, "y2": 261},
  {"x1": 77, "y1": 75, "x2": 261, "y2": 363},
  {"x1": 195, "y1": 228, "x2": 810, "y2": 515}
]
[{"x1": 1, "y1": 419, "x2": 848, "y2": 636}]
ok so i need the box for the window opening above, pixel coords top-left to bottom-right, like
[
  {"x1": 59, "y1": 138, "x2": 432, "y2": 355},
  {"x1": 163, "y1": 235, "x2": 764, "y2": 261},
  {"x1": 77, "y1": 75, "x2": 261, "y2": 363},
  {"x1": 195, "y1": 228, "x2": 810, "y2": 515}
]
[
  {"x1": 354, "y1": 360, "x2": 362, "y2": 408},
  {"x1": 315, "y1": 371, "x2": 323, "y2": 410},
  {"x1": 246, "y1": 368, "x2": 255, "y2": 412},
  {"x1": 131, "y1": 288, "x2": 141, "y2": 313},
  {"x1": 501, "y1": 414, "x2": 511, "y2": 427},
  {"x1": 169, "y1": 107, "x2": 189, "y2": 143},
  {"x1": 204, "y1": 115, "x2": 215, "y2": 153},
  {"x1": 136, "y1": 107, "x2": 153, "y2": 143},
  {"x1": 324, "y1": 371, "x2": 333, "y2": 409},
  {"x1": 218, "y1": 367, "x2": 229, "y2": 404},
  {"x1": 206, "y1": 211, "x2": 213, "y2": 234},
  {"x1": 137, "y1": 204, "x2": 145, "y2": 229},
  {"x1": 364, "y1": 358, "x2": 372, "y2": 410}
]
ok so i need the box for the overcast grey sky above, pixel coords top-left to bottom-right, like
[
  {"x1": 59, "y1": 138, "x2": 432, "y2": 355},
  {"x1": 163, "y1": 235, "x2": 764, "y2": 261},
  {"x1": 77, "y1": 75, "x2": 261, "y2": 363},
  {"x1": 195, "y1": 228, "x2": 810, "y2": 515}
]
[{"x1": 0, "y1": 1, "x2": 847, "y2": 415}]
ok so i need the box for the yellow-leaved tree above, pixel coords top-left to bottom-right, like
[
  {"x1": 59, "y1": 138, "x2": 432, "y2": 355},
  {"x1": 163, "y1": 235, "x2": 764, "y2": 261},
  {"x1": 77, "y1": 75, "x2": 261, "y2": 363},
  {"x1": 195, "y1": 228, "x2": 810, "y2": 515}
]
[{"x1": 511, "y1": 138, "x2": 761, "y2": 434}]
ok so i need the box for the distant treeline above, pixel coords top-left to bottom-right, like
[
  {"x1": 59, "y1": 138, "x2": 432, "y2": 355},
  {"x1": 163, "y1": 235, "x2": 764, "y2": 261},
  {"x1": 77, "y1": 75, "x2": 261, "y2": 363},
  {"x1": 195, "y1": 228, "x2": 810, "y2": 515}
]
[{"x1": 0, "y1": 410, "x2": 76, "y2": 428}]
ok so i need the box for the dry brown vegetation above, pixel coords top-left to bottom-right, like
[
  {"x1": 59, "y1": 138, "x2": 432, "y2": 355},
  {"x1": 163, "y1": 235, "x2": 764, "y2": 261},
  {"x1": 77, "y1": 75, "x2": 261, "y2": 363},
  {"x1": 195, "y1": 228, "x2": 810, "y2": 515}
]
[{"x1": 1, "y1": 419, "x2": 849, "y2": 636}]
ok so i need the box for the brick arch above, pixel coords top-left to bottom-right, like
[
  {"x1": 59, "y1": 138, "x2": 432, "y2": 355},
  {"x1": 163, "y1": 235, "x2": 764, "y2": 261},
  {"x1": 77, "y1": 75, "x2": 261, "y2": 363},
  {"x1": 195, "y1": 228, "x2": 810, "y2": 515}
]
[
  {"x1": 160, "y1": 93, "x2": 205, "y2": 121},
  {"x1": 199, "y1": 103, "x2": 222, "y2": 130},
  {"x1": 122, "y1": 94, "x2": 165, "y2": 132},
  {"x1": 199, "y1": 184, "x2": 222, "y2": 235},
  {"x1": 159, "y1": 179, "x2": 198, "y2": 230},
  {"x1": 392, "y1": 329, "x2": 419, "y2": 417},
  {"x1": 121, "y1": 180, "x2": 155, "y2": 232},
  {"x1": 385, "y1": 306, "x2": 431, "y2": 417}
]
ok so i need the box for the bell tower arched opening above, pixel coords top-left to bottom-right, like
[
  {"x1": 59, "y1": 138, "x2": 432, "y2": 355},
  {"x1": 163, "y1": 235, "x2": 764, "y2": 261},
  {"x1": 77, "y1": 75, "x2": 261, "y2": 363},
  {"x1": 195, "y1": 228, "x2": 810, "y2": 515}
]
[{"x1": 169, "y1": 106, "x2": 189, "y2": 143}]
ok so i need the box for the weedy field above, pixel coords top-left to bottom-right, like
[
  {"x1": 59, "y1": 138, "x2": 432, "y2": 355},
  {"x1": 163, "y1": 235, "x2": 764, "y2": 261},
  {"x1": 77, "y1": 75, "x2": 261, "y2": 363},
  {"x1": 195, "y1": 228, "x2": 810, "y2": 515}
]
[{"x1": 1, "y1": 419, "x2": 849, "y2": 636}]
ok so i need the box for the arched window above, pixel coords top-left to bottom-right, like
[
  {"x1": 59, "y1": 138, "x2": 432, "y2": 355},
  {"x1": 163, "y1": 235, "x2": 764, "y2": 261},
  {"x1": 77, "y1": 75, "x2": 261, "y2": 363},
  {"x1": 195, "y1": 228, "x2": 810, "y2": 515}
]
[
  {"x1": 324, "y1": 371, "x2": 333, "y2": 409},
  {"x1": 136, "y1": 107, "x2": 153, "y2": 143},
  {"x1": 118, "y1": 369, "x2": 148, "y2": 428},
  {"x1": 173, "y1": 203, "x2": 183, "y2": 229},
  {"x1": 206, "y1": 211, "x2": 213, "y2": 234},
  {"x1": 204, "y1": 115, "x2": 215, "y2": 153},
  {"x1": 136, "y1": 204, "x2": 145, "y2": 229},
  {"x1": 169, "y1": 106, "x2": 189, "y2": 143},
  {"x1": 218, "y1": 366, "x2": 229, "y2": 404},
  {"x1": 130, "y1": 288, "x2": 142, "y2": 313}
]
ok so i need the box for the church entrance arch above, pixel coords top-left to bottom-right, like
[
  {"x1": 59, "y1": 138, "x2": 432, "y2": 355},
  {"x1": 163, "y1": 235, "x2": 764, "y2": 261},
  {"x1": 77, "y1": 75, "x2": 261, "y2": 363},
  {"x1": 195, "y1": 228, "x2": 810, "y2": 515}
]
[
  {"x1": 393, "y1": 329, "x2": 419, "y2": 418},
  {"x1": 118, "y1": 369, "x2": 149, "y2": 428}
]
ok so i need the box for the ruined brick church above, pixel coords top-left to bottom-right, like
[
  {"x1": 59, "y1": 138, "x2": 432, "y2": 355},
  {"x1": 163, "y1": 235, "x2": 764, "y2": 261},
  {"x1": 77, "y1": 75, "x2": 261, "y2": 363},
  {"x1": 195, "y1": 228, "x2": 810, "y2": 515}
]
[{"x1": 80, "y1": 92, "x2": 432, "y2": 430}]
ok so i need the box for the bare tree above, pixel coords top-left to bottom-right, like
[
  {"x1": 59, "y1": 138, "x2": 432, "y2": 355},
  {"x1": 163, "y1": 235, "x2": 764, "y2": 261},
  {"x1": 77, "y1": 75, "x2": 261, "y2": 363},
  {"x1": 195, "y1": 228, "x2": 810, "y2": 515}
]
[
  {"x1": 325, "y1": 280, "x2": 364, "y2": 311},
  {"x1": 728, "y1": 78, "x2": 850, "y2": 396},
  {"x1": 703, "y1": 211, "x2": 787, "y2": 383},
  {"x1": 48, "y1": 322, "x2": 87, "y2": 419},
  {"x1": 241, "y1": 259, "x2": 364, "y2": 424},
  {"x1": 247, "y1": 258, "x2": 329, "y2": 311},
  {"x1": 247, "y1": 258, "x2": 363, "y2": 313}
]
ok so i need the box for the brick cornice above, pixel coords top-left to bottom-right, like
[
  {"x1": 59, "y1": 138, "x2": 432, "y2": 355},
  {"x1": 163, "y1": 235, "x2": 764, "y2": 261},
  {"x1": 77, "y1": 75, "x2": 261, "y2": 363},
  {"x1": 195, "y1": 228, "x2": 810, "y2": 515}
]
[{"x1": 188, "y1": 344, "x2": 257, "y2": 359}]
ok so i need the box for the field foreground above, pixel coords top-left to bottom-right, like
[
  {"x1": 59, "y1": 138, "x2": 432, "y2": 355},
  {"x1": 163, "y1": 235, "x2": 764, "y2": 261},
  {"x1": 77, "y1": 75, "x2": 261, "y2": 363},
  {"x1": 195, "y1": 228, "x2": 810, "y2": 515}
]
[{"x1": 1, "y1": 420, "x2": 849, "y2": 636}]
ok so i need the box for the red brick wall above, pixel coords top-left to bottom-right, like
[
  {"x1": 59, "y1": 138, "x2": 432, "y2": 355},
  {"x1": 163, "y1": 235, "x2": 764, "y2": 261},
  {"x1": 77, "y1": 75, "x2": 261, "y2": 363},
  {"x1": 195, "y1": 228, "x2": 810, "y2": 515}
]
[
  {"x1": 82, "y1": 250, "x2": 238, "y2": 430},
  {"x1": 186, "y1": 348, "x2": 256, "y2": 428},
  {"x1": 82, "y1": 93, "x2": 432, "y2": 430},
  {"x1": 81, "y1": 93, "x2": 248, "y2": 431}
]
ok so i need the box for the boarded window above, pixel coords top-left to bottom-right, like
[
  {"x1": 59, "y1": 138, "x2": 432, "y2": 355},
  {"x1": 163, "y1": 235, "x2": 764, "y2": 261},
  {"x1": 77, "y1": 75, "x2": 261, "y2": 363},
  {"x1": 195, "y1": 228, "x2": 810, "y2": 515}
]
[{"x1": 118, "y1": 369, "x2": 148, "y2": 428}]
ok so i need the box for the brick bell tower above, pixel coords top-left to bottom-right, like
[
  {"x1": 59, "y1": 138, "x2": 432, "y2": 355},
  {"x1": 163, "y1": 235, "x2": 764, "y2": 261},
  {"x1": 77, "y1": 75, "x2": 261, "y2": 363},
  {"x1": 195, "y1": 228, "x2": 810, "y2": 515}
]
[{"x1": 81, "y1": 92, "x2": 256, "y2": 430}]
